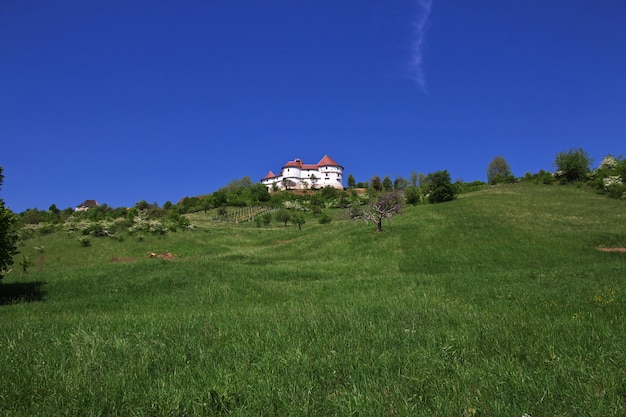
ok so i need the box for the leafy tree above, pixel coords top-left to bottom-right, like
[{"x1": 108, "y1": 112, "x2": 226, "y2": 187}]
[
  {"x1": 370, "y1": 176, "x2": 382, "y2": 192},
  {"x1": 405, "y1": 186, "x2": 421, "y2": 205},
  {"x1": 382, "y1": 175, "x2": 393, "y2": 191},
  {"x1": 318, "y1": 211, "x2": 332, "y2": 224},
  {"x1": 350, "y1": 190, "x2": 403, "y2": 232},
  {"x1": 261, "y1": 212, "x2": 272, "y2": 226},
  {"x1": 487, "y1": 156, "x2": 514, "y2": 184},
  {"x1": 212, "y1": 190, "x2": 228, "y2": 207},
  {"x1": 410, "y1": 171, "x2": 418, "y2": 187},
  {"x1": 320, "y1": 186, "x2": 338, "y2": 199},
  {"x1": 347, "y1": 174, "x2": 356, "y2": 188},
  {"x1": 554, "y1": 148, "x2": 592, "y2": 182},
  {"x1": 0, "y1": 166, "x2": 18, "y2": 280},
  {"x1": 250, "y1": 183, "x2": 271, "y2": 202},
  {"x1": 200, "y1": 197, "x2": 213, "y2": 214},
  {"x1": 291, "y1": 213, "x2": 305, "y2": 230},
  {"x1": 424, "y1": 170, "x2": 457, "y2": 203},
  {"x1": 418, "y1": 173, "x2": 427, "y2": 188},
  {"x1": 275, "y1": 208, "x2": 292, "y2": 226},
  {"x1": 20, "y1": 208, "x2": 47, "y2": 224},
  {"x1": 393, "y1": 176, "x2": 409, "y2": 190}
]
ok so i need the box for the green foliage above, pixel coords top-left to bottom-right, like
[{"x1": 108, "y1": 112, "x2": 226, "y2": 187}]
[
  {"x1": 423, "y1": 170, "x2": 457, "y2": 203},
  {"x1": 592, "y1": 155, "x2": 626, "y2": 199},
  {"x1": 404, "y1": 186, "x2": 421, "y2": 205},
  {"x1": 318, "y1": 211, "x2": 332, "y2": 224},
  {"x1": 260, "y1": 212, "x2": 272, "y2": 226},
  {"x1": 370, "y1": 175, "x2": 382, "y2": 192},
  {"x1": 291, "y1": 213, "x2": 305, "y2": 230},
  {"x1": 457, "y1": 180, "x2": 487, "y2": 194},
  {"x1": 382, "y1": 175, "x2": 393, "y2": 191},
  {"x1": 554, "y1": 148, "x2": 592, "y2": 182},
  {"x1": 0, "y1": 167, "x2": 18, "y2": 279},
  {"x1": 18, "y1": 255, "x2": 33, "y2": 272},
  {"x1": 274, "y1": 208, "x2": 292, "y2": 226},
  {"x1": 347, "y1": 173, "x2": 356, "y2": 188},
  {"x1": 487, "y1": 156, "x2": 514, "y2": 184},
  {"x1": 533, "y1": 169, "x2": 555, "y2": 185},
  {"x1": 393, "y1": 176, "x2": 409, "y2": 190},
  {"x1": 320, "y1": 186, "x2": 338, "y2": 199}
]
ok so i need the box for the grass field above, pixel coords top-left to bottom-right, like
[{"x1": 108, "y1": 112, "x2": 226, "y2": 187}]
[{"x1": 1, "y1": 183, "x2": 625, "y2": 416}]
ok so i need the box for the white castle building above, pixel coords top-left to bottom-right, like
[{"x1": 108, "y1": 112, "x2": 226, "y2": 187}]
[{"x1": 261, "y1": 155, "x2": 344, "y2": 191}]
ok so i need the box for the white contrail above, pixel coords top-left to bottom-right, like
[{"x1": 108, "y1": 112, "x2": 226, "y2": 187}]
[{"x1": 410, "y1": 0, "x2": 433, "y2": 92}]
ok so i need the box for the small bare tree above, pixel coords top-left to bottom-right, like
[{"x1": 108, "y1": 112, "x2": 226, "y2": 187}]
[{"x1": 350, "y1": 191, "x2": 403, "y2": 232}]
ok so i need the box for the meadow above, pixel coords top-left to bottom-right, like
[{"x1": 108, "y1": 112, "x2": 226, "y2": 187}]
[{"x1": 1, "y1": 183, "x2": 625, "y2": 416}]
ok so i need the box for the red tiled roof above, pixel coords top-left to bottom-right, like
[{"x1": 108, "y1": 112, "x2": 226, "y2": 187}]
[
  {"x1": 318, "y1": 154, "x2": 341, "y2": 167},
  {"x1": 283, "y1": 159, "x2": 303, "y2": 168},
  {"x1": 264, "y1": 155, "x2": 342, "y2": 182}
]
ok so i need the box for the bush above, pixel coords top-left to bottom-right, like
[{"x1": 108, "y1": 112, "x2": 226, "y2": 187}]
[
  {"x1": 424, "y1": 170, "x2": 457, "y2": 204},
  {"x1": 554, "y1": 148, "x2": 592, "y2": 182},
  {"x1": 404, "y1": 187, "x2": 421, "y2": 205},
  {"x1": 592, "y1": 155, "x2": 626, "y2": 198},
  {"x1": 319, "y1": 212, "x2": 332, "y2": 224}
]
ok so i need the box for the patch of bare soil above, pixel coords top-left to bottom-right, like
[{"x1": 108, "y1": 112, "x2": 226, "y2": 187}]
[
  {"x1": 149, "y1": 252, "x2": 176, "y2": 260},
  {"x1": 596, "y1": 247, "x2": 626, "y2": 253}
]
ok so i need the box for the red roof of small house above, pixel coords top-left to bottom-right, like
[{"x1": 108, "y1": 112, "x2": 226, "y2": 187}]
[
  {"x1": 77, "y1": 199, "x2": 99, "y2": 208},
  {"x1": 263, "y1": 170, "x2": 277, "y2": 179},
  {"x1": 318, "y1": 154, "x2": 341, "y2": 167}
]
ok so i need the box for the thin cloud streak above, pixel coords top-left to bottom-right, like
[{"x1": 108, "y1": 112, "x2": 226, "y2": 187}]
[{"x1": 410, "y1": 0, "x2": 433, "y2": 92}]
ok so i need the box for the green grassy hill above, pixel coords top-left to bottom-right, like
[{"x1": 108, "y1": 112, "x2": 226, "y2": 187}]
[{"x1": 2, "y1": 183, "x2": 625, "y2": 416}]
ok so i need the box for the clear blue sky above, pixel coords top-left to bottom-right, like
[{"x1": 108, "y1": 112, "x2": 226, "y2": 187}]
[{"x1": 2, "y1": 0, "x2": 625, "y2": 212}]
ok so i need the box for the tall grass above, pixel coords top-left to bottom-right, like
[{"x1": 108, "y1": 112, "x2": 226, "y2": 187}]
[{"x1": 1, "y1": 183, "x2": 625, "y2": 416}]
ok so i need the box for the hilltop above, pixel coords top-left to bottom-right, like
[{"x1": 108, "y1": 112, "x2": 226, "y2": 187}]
[{"x1": 1, "y1": 183, "x2": 625, "y2": 416}]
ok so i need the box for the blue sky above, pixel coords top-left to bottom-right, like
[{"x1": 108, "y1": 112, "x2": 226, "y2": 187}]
[{"x1": 2, "y1": 0, "x2": 625, "y2": 212}]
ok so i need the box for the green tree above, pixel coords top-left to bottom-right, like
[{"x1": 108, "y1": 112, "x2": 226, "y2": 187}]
[
  {"x1": 318, "y1": 211, "x2": 332, "y2": 224},
  {"x1": 405, "y1": 186, "x2": 421, "y2": 205},
  {"x1": 0, "y1": 167, "x2": 18, "y2": 280},
  {"x1": 275, "y1": 208, "x2": 292, "y2": 226},
  {"x1": 487, "y1": 156, "x2": 513, "y2": 184},
  {"x1": 347, "y1": 174, "x2": 356, "y2": 188},
  {"x1": 424, "y1": 170, "x2": 457, "y2": 203},
  {"x1": 261, "y1": 212, "x2": 272, "y2": 226},
  {"x1": 370, "y1": 176, "x2": 382, "y2": 192},
  {"x1": 393, "y1": 176, "x2": 409, "y2": 190},
  {"x1": 291, "y1": 213, "x2": 305, "y2": 230},
  {"x1": 382, "y1": 175, "x2": 393, "y2": 191},
  {"x1": 554, "y1": 148, "x2": 592, "y2": 182}
]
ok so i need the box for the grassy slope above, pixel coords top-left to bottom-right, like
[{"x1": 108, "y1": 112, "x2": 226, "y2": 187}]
[{"x1": 1, "y1": 183, "x2": 625, "y2": 416}]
